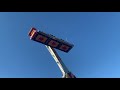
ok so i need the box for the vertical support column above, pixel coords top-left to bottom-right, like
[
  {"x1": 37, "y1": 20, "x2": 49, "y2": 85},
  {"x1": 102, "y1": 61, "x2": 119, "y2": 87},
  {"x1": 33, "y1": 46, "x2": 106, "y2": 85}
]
[
  {"x1": 45, "y1": 45, "x2": 70, "y2": 78},
  {"x1": 45, "y1": 45, "x2": 76, "y2": 78}
]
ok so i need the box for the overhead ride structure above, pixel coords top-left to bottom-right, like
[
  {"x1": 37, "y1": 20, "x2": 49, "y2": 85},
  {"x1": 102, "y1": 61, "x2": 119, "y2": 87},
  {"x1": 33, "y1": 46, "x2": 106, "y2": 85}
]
[{"x1": 28, "y1": 27, "x2": 76, "y2": 78}]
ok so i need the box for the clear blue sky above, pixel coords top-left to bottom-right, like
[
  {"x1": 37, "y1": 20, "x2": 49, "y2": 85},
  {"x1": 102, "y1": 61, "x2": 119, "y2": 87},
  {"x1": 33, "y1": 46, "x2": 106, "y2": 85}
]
[{"x1": 0, "y1": 12, "x2": 120, "y2": 78}]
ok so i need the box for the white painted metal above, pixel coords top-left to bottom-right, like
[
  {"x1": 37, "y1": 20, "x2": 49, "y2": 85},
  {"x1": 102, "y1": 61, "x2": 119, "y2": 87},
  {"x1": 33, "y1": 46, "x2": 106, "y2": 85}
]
[{"x1": 45, "y1": 45, "x2": 70, "y2": 78}]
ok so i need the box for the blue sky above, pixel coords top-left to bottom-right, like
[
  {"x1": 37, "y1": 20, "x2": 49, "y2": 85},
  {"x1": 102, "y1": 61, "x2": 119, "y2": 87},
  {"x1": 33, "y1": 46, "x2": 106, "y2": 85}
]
[{"x1": 0, "y1": 12, "x2": 120, "y2": 78}]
